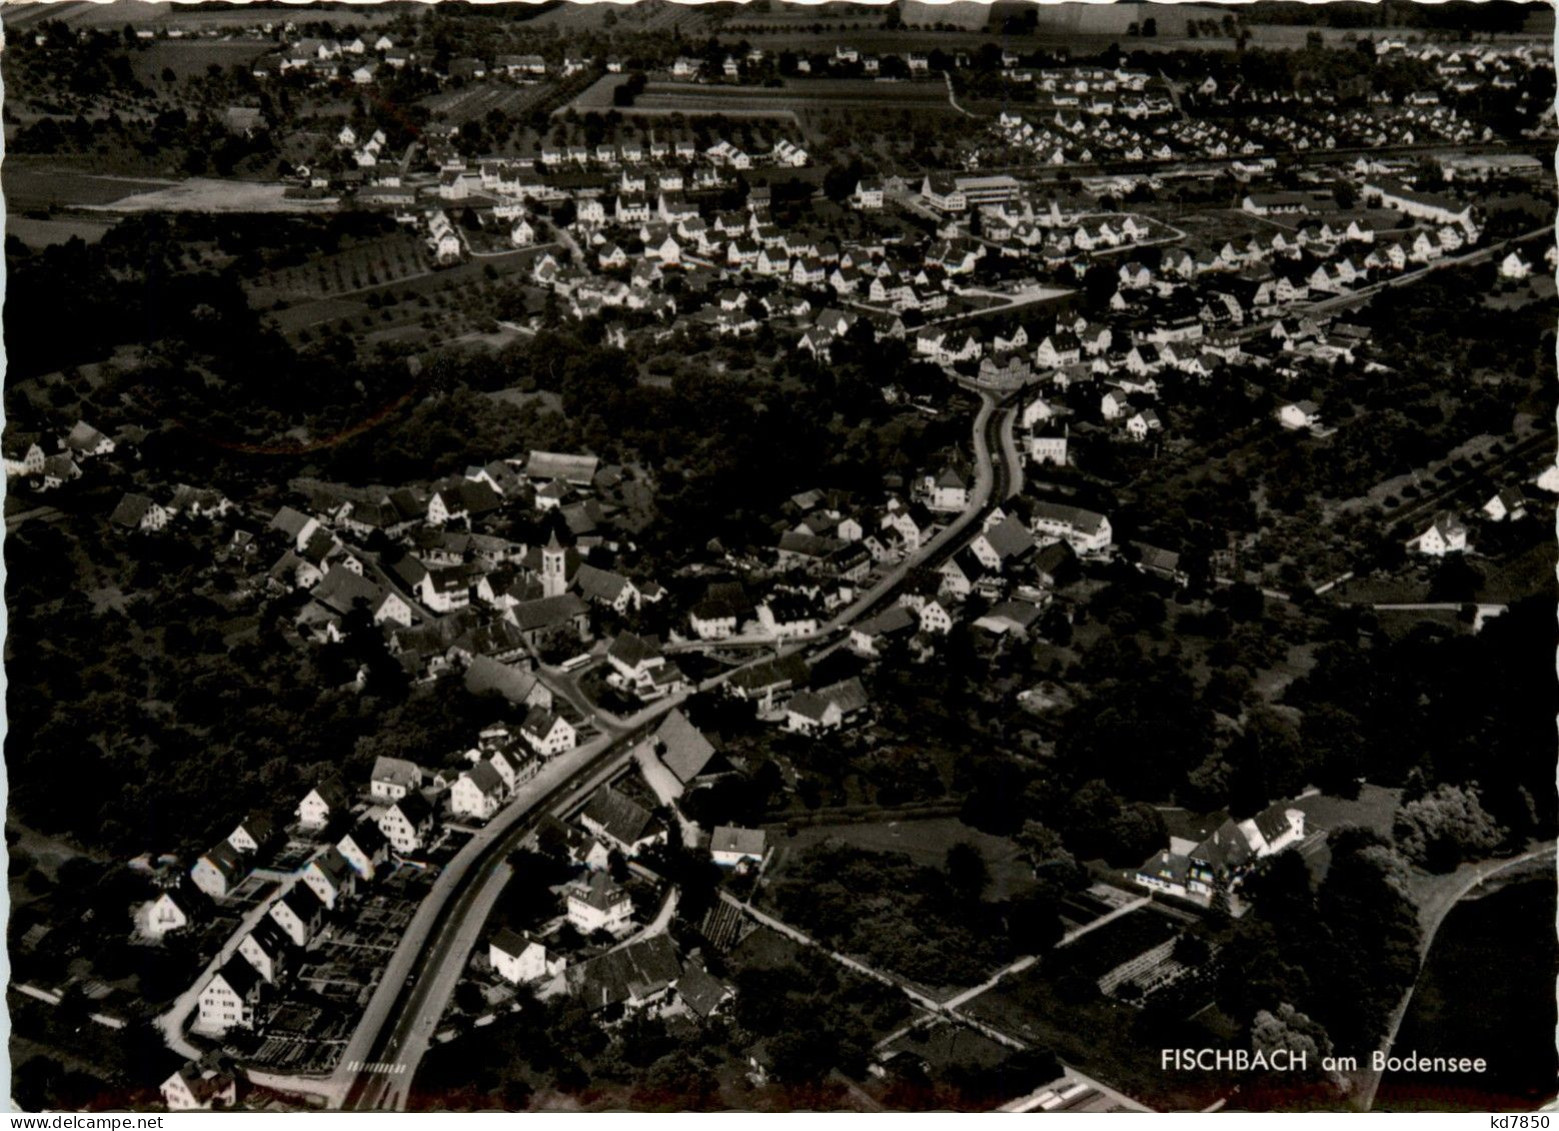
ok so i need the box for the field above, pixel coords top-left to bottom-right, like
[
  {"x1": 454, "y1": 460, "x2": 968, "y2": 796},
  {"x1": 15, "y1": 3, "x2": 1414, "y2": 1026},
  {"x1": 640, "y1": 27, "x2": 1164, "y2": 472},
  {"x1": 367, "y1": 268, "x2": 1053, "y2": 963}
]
[
  {"x1": 767, "y1": 817, "x2": 1038, "y2": 902},
  {"x1": 1377, "y1": 878, "x2": 1559, "y2": 1111},
  {"x1": 423, "y1": 83, "x2": 560, "y2": 127},
  {"x1": 3, "y1": 163, "x2": 174, "y2": 210},
  {"x1": 126, "y1": 39, "x2": 270, "y2": 84},
  {"x1": 82, "y1": 178, "x2": 337, "y2": 214},
  {"x1": 5, "y1": 215, "x2": 116, "y2": 248},
  {"x1": 7, "y1": 0, "x2": 402, "y2": 30},
  {"x1": 247, "y1": 233, "x2": 431, "y2": 307}
]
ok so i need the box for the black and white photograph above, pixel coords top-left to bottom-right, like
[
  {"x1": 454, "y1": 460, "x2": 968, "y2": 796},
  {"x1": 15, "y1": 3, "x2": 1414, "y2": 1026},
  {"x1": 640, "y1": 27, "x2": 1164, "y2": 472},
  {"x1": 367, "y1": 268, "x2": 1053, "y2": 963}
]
[{"x1": 1, "y1": 0, "x2": 1555, "y2": 1115}]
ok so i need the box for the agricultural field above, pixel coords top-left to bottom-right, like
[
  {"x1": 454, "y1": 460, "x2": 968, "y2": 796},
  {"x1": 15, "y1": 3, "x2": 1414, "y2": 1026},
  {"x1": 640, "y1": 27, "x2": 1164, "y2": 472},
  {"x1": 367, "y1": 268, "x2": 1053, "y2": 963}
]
[
  {"x1": 2, "y1": 162, "x2": 174, "y2": 210},
  {"x1": 126, "y1": 38, "x2": 271, "y2": 84},
  {"x1": 423, "y1": 83, "x2": 560, "y2": 127},
  {"x1": 246, "y1": 233, "x2": 431, "y2": 308},
  {"x1": 4, "y1": 216, "x2": 117, "y2": 249}
]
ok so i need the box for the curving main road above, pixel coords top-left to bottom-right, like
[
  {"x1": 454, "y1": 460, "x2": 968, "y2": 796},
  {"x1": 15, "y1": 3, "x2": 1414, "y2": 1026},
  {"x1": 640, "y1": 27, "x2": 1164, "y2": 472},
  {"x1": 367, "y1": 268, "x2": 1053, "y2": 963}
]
[{"x1": 326, "y1": 384, "x2": 1029, "y2": 1111}]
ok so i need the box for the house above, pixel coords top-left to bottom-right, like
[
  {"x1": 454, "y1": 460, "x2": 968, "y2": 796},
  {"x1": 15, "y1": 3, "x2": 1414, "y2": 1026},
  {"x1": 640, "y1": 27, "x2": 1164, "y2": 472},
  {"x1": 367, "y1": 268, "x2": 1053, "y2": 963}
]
[
  {"x1": 728, "y1": 653, "x2": 811, "y2": 711},
  {"x1": 971, "y1": 515, "x2": 1036, "y2": 573},
  {"x1": 190, "y1": 842, "x2": 245, "y2": 899},
  {"x1": 689, "y1": 584, "x2": 751, "y2": 640},
  {"x1": 606, "y1": 631, "x2": 687, "y2": 699},
  {"x1": 1277, "y1": 400, "x2": 1322, "y2": 431},
  {"x1": 378, "y1": 792, "x2": 435, "y2": 855},
  {"x1": 509, "y1": 593, "x2": 591, "y2": 649},
  {"x1": 1126, "y1": 409, "x2": 1162, "y2": 442},
  {"x1": 237, "y1": 918, "x2": 295, "y2": 984},
  {"x1": 574, "y1": 563, "x2": 640, "y2": 613},
  {"x1": 710, "y1": 825, "x2": 767, "y2": 867},
  {"x1": 924, "y1": 467, "x2": 970, "y2": 513},
  {"x1": 160, "y1": 1063, "x2": 238, "y2": 1112},
  {"x1": 784, "y1": 677, "x2": 870, "y2": 737},
  {"x1": 1499, "y1": 251, "x2": 1533, "y2": 280},
  {"x1": 1029, "y1": 501, "x2": 1113, "y2": 555},
  {"x1": 301, "y1": 846, "x2": 358, "y2": 910},
  {"x1": 848, "y1": 604, "x2": 918, "y2": 657},
  {"x1": 580, "y1": 786, "x2": 665, "y2": 856},
  {"x1": 757, "y1": 592, "x2": 819, "y2": 640},
  {"x1": 370, "y1": 756, "x2": 424, "y2": 802},
  {"x1": 654, "y1": 709, "x2": 719, "y2": 785},
  {"x1": 1482, "y1": 486, "x2": 1526, "y2": 523},
  {"x1": 110, "y1": 492, "x2": 170, "y2": 533},
  {"x1": 269, "y1": 884, "x2": 327, "y2": 948},
  {"x1": 1131, "y1": 543, "x2": 1187, "y2": 586},
  {"x1": 567, "y1": 933, "x2": 681, "y2": 1011},
  {"x1": 566, "y1": 870, "x2": 635, "y2": 936},
  {"x1": 142, "y1": 890, "x2": 192, "y2": 939},
  {"x1": 451, "y1": 761, "x2": 507, "y2": 821},
  {"x1": 4, "y1": 433, "x2": 47, "y2": 477},
  {"x1": 227, "y1": 813, "x2": 278, "y2": 857},
  {"x1": 1137, "y1": 803, "x2": 1307, "y2": 900},
  {"x1": 196, "y1": 959, "x2": 265, "y2": 1034},
  {"x1": 974, "y1": 599, "x2": 1044, "y2": 636},
  {"x1": 490, "y1": 927, "x2": 566, "y2": 985},
  {"x1": 853, "y1": 178, "x2": 885, "y2": 210},
  {"x1": 521, "y1": 705, "x2": 576, "y2": 757},
  {"x1": 1411, "y1": 512, "x2": 1469, "y2": 556},
  {"x1": 297, "y1": 779, "x2": 349, "y2": 832},
  {"x1": 1028, "y1": 431, "x2": 1068, "y2": 467},
  {"x1": 337, "y1": 820, "x2": 390, "y2": 881},
  {"x1": 677, "y1": 960, "x2": 735, "y2": 1020},
  {"x1": 64, "y1": 419, "x2": 115, "y2": 458}
]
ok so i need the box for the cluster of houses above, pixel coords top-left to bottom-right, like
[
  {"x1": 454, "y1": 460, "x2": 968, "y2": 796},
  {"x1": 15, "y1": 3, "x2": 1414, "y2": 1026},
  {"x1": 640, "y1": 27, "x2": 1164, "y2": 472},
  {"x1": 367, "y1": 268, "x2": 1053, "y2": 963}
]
[
  {"x1": 1134, "y1": 801, "x2": 1309, "y2": 904},
  {"x1": 4, "y1": 418, "x2": 121, "y2": 493},
  {"x1": 473, "y1": 769, "x2": 770, "y2": 1020}
]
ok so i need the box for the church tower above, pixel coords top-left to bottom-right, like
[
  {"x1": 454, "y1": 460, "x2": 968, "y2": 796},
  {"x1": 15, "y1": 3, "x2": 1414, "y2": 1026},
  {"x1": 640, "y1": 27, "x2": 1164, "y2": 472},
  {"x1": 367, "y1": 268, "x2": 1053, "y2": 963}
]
[{"x1": 541, "y1": 529, "x2": 567, "y2": 598}]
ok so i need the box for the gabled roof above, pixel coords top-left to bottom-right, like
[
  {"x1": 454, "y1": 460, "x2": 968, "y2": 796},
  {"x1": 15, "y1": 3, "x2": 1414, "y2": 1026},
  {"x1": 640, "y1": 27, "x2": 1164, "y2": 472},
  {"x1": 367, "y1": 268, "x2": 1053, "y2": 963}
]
[
  {"x1": 582, "y1": 785, "x2": 656, "y2": 846},
  {"x1": 655, "y1": 709, "x2": 718, "y2": 783},
  {"x1": 212, "y1": 957, "x2": 262, "y2": 999},
  {"x1": 110, "y1": 493, "x2": 158, "y2": 528},
  {"x1": 567, "y1": 933, "x2": 680, "y2": 1010},
  {"x1": 490, "y1": 926, "x2": 542, "y2": 961},
  {"x1": 608, "y1": 631, "x2": 662, "y2": 668},
  {"x1": 980, "y1": 515, "x2": 1036, "y2": 561}
]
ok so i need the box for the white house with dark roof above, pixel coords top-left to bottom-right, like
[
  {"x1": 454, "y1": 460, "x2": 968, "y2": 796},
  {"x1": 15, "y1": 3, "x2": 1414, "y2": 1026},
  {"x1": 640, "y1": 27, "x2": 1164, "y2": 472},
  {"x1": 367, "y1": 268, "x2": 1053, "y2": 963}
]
[
  {"x1": 521, "y1": 705, "x2": 576, "y2": 757},
  {"x1": 491, "y1": 927, "x2": 566, "y2": 984},
  {"x1": 580, "y1": 785, "x2": 665, "y2": 856},
  {"x1": 190, "y1": 841, "x2": 245, "y2": 899},
  {"x1": 297, "y1": 779, "x2": 349, "y2": 831},
  {"x1": 161, "y1": 1063, "x2": 238, "y2": 1111},
  {"x1": 301, "y1": 846, "x2": 358, "y2": 910},
  {"x1": 196, "y1": 959, "x2": 265, "y2": 1035},
  {"x1": 451, "y1": 761, "x2": 507, "y2": 821},
  {"x1": 377, "y1": 792, "x2": 435, "y2": 854},
  {"x1": 370, "y1": 756, "x2": 423, "y2": 801},
  {"x1": 566, "y1": 870, "x2": 635, "y2": 936},
  {"x1": 269, "y1": 884, "x2": 326, "y2": 948},
  {"x1": 1410, "y1": 512, "x2": 1468, "y2": 557}
]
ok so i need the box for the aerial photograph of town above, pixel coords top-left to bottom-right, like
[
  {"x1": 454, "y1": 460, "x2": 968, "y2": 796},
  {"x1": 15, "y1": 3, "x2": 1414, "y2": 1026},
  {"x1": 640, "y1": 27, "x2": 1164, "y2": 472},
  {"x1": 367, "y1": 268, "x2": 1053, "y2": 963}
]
[{"x1": 1, "y1": 0, "x2": 1554, "y2": 1115}]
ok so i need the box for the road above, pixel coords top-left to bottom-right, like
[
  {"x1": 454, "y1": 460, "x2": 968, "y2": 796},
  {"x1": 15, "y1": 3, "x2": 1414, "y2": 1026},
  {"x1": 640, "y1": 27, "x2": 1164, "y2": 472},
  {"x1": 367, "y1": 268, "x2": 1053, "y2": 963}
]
[
  {"x1": 326, "y1": 376, "x2": 1030, "y2": 1110},
  {"x1": 338, "y1": 712, "x2": 679, "y2": 1112},
  {"x1": 1351, "y1": 841, "x2": 1557, "y2": 1111}
]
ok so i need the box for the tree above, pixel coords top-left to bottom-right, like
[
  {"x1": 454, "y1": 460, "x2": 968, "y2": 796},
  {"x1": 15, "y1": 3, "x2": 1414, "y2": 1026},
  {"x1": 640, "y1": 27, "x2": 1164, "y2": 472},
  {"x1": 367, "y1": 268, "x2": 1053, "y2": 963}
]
[
  {"x1": 1393, "y1": 783, "x2": 1506, "y2": 871},
  {"x1": 945, "y1": 842, "x2": 990, "y2": 903},
  {"x1": 1250, "y1": 1003, "x2": 1335, "y2": 1081}
]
